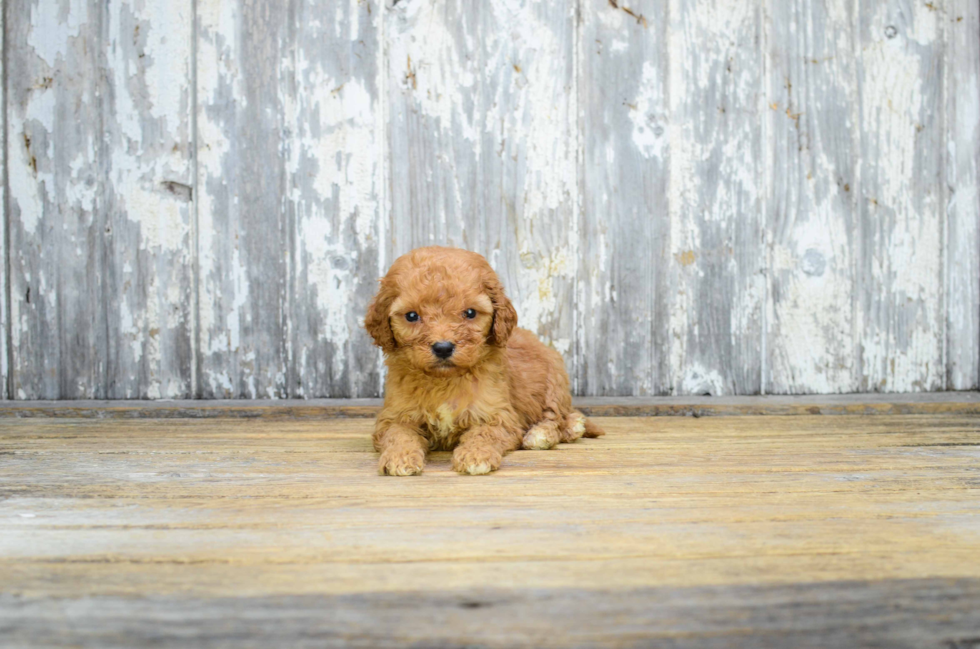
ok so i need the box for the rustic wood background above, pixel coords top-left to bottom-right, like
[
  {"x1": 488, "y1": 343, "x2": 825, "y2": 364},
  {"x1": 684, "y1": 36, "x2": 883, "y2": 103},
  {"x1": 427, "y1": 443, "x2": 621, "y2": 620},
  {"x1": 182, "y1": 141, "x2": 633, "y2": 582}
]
[{"x1": 3, "y1": 0, "x2": 979, "y2": 400}]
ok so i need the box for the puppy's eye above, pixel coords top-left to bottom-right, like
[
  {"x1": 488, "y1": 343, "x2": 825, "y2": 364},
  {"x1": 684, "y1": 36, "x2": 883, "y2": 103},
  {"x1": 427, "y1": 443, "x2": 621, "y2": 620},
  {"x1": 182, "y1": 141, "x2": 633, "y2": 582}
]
[
  {"x1": 405, "y1": 311, "x2": 420, "y2": 323},
  {"x1": 464, "y1": 308, "x2": 477, "y2": 320}
]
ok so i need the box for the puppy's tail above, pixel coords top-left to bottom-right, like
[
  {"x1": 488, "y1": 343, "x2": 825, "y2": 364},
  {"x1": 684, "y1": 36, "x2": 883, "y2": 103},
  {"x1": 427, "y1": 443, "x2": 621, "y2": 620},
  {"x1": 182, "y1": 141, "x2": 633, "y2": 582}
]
[{"x1": 581, "y1": 413, "x2": 605, "y2": 438}]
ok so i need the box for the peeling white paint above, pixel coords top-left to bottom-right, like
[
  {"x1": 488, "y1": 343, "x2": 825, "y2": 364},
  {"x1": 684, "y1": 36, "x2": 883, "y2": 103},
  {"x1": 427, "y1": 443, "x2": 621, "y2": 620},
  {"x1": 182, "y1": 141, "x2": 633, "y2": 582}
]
[
  {"x1": 680, "y1": 364, "x2": 726, "y2": 396},
  {"x1": 389, "y1": 1, "x2": 478, "y2": 141},
  {"x1": 514, "y1": 247, "x2": 572, "y2": 341},
  {"x1": 5, "y1": 0, "x2": 977, "y2": 400},
  {"x1": 628, "y1": 62, "x2": 666, "y2": 160},
  {"x1": 28, "y1": 0, "x2": 88, "y2": 67},
  {"x1": 489, "y1": 0, "x2": 576, "y2": 342},
  {"x1": 857, "y1": 1, "x2": 944, "y2": 391},
  {"x1": 10, "y1": 84, "x2": 59, "y2": 236},
  {"x1": 946, "y1": 0, "x2": 980, "y2": 390},
  {"x1": 667, "y1": 0, "x2": 764, "y2": 395}
]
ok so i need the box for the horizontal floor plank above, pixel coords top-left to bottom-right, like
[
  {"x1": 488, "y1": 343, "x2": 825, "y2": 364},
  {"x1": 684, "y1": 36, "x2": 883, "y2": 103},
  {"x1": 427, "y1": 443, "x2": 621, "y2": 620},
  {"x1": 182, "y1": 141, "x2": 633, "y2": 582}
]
[
  {"x1": 4, "y1": 579, "x2": 980, "y2": 649},
  {"x1": 1, "y1": 414, "x2": 978, "y2": 646}
]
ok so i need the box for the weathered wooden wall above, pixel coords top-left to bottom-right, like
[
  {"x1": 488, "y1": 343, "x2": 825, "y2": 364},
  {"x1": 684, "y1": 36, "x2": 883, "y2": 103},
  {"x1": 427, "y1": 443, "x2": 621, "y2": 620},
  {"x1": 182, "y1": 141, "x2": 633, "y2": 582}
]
[{"x1": 2, "y1": 0, "x2": 979, "y2": 399}]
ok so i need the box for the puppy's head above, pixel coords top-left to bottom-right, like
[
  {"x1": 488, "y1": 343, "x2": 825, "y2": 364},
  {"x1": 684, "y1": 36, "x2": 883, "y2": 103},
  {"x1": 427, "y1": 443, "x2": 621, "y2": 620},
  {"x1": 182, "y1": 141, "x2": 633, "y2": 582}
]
[{"x1": 365, "y1": 247, "x2": 517, "y2": 375}]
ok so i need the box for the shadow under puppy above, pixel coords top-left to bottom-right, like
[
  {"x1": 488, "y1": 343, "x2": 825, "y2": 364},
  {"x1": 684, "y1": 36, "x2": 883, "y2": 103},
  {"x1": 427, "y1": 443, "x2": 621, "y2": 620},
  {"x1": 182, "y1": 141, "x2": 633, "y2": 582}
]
[{"x1": 365, "y1": 246, "x2": 603, "y2": 476}]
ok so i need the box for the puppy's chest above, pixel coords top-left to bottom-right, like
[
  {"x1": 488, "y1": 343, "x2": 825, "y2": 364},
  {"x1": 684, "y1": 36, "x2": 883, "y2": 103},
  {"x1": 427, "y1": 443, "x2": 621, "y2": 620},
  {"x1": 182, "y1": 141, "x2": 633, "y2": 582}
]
[
  {"x1": 422, "y1": 401, "x2": 471, "y2": 448},
  {"x1": 410, "y1": 375, "x2": 505, "y2": 449}
]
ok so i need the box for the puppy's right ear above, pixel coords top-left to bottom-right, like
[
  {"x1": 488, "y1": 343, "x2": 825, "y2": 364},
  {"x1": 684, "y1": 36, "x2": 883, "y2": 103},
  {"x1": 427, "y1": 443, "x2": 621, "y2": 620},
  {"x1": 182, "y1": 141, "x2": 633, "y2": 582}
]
[{"x1": 364, "y1": 279, "x2": 397, "y2": 353}]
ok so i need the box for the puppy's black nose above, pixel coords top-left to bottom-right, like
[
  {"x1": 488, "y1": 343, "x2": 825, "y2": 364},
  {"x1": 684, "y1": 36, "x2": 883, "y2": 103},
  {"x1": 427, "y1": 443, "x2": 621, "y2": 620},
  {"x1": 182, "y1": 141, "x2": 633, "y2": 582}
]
[{"x1": 431, "y1": 341, "x2": 455, "y2": 359}]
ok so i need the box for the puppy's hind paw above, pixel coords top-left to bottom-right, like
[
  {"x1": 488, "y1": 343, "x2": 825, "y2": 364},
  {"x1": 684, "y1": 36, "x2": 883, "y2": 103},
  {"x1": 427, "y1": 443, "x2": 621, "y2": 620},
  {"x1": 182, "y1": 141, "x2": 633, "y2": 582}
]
[
  {"x1": 378, "y1": 448, "x2": 425, "y2": 476},
  {"x1": 561, "y1": 412, "x2": 587, "y2": 442},
  {"x1": 523, "y1": 424, "x2": 560, "y2": 450}
]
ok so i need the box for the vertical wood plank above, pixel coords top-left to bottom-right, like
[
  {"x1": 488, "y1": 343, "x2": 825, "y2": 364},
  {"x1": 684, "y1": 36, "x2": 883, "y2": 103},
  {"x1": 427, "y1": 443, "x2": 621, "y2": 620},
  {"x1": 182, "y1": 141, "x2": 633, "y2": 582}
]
[
  {"x1": 578, "y1": 0, "x2": 669, "y2": 395},
  {"x1": 7, "y1": 0, "x2": 194, "y2": 400},
  {"x1": 855, "y1": 0, "x2": 944, "y2": 392},
  {"x1": 196, "y1": 0, "x2": 290, "y2": 398},
  {"x1": 286, "y1": 0, "x2": 384, "y2": 398},
  {"x1": 103, "y1": 0, "x2": 195, "y2": 398},
  {"x1": 1, "y1": 0, "x2": 7, "y2": 399},
  {"x1": 946, "y1": 0, "x2": 980, "y2": 390},
  {"x1": 7, "y1": 0, "x2": 108, "y2": 399},
  {"x1": 766, "y1": 0, "x2": 860, "y2": 394},
  {"x1": 386, "y1": 0, "x2": 578, "y2": 359},
  {"x1": 667, "y1": 0, "x2": 765, "y2": 395},
  {"x1": 198, "y1": 0, "x2": 385, "y2": 399},
  {"x1": 386, "y1": 1, "x2": 482, "y2": 255}
]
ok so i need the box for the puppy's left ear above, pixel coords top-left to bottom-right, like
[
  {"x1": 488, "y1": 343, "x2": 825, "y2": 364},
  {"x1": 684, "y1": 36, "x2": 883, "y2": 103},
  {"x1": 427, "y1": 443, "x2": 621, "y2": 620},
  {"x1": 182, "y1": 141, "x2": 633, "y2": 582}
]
[
  {"x1": 485, "y1": 273, "x2": 518, "y2": 346},
  {"x1": 364, "y1": 278, "x2": 398, "y2": 353}
]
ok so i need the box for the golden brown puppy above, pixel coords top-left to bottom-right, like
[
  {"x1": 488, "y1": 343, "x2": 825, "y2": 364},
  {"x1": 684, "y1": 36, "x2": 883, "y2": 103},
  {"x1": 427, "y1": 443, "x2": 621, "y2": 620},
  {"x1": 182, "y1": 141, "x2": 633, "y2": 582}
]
[{"x1": 365, "y1": 246, "x2": 603, "y2": 476}]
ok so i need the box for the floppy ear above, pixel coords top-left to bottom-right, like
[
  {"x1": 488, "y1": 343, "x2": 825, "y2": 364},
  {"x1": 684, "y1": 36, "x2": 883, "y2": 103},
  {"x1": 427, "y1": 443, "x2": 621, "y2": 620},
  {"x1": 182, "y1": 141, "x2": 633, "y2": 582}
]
[
  {"x1": 364, "y1": 278, "x2": 398, "y2": 353},
  {"x1": 485, "y1": 273, "x2": 518, "y2": 346}
]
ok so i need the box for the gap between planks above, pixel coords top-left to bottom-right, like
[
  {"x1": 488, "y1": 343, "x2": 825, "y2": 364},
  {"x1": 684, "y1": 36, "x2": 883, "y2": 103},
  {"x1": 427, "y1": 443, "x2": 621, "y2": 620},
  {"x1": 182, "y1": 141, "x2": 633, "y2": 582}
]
[{"x1": 0, "y1": 392, "x2": 978, "y2": 419}]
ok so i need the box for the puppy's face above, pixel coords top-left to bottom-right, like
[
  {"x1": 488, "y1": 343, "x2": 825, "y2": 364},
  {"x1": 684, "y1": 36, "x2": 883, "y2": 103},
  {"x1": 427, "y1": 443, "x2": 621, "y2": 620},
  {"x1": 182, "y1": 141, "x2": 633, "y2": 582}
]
[
  {"x1": 365, "y1": 247, "x2": 517, "y2": 376},
  {"x1": 389, "y1": 285, "x2": 494, "y2": 375}
]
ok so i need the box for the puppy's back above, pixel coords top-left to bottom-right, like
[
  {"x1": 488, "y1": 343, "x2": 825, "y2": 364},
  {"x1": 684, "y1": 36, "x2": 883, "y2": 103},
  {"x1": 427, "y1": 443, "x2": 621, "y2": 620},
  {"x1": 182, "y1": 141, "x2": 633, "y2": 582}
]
[{"x1": 503, "y1": 328, "x2": 573, "y2": 428}]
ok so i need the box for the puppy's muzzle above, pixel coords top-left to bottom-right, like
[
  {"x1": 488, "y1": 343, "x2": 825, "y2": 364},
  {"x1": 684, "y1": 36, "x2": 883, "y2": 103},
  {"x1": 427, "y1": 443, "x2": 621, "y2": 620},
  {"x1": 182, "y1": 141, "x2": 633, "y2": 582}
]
[{"x1": 431, "y1": 341, "x2": 456, "y2": 360}]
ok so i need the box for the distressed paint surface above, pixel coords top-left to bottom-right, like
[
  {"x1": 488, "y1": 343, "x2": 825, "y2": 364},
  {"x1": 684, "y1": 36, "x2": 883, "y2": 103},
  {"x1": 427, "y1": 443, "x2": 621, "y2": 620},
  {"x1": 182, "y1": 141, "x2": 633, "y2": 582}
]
[
  {"x1": 946, "y1": 0, "x2": 980, "y2": 390},
  {"x1": 667, "y1": 0, "x2": 765, "y2": 395},
  {"x1": 7, "y1": 0, "x2": 109, "y2": 399},
  {"x1": 197, "y1": 0, "x2": 384, "y2": 399},
  {"x1": 196, "y1": 0, "x2": 290, "y2": 398},
  {"x1": 2, "y1": 0, "x2": 979, "y2": 399},
  {"x1": 285, "y1": 0, "x2": 384, "y2": 399},
  {"x1": 1, "y1": 2, "x2": 6, "y2": 400},
  {"x1": 856, "y1": 0, "x2": 945, "y2": 392},
  {"x1": 386, "y1": 0, "x2": 579, "y2": 359},
  {"x1": 104, "y1": 0, "x2": 195, "y2": 398},
  {"x1": 766, "y1": 0, "x2": 860, "y2": 394},
  {"x1": 6, "y1": 0, "x2": 193, "y2": 400},
  {"x1": 578, "y1": 0, "x2": 668, "y2": 396}
]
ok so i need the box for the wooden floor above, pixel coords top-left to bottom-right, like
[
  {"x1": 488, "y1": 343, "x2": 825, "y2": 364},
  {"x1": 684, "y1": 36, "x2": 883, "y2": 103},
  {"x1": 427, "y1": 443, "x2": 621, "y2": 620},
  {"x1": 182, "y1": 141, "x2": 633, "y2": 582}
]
[{"x1": 2, "y1": 412, "x2": 979, "y2": 647}]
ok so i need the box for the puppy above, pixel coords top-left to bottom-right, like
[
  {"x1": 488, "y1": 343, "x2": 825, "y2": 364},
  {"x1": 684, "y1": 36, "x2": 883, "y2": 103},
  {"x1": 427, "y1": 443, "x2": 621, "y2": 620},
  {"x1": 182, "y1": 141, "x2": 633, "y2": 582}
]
[{"x1": 364, "y1": 246, "x2": 603, "y2": 476}]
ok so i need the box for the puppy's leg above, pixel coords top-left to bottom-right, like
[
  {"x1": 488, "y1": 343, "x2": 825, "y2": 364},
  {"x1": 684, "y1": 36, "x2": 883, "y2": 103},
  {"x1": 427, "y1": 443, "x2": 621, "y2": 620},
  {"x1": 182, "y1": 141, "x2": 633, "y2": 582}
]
[
  {"x1": 452, "y1": 425, "x2": 522, "y2": 475},
  {"x1": 523, "y1": 413, "x2": 563, "y2": 450},
  {"x1": 374, "y1": 423, "x2": 428, "y2": 476},
  {"x1": 560, "y1": 412, "x2": 587, "y2": 443}
]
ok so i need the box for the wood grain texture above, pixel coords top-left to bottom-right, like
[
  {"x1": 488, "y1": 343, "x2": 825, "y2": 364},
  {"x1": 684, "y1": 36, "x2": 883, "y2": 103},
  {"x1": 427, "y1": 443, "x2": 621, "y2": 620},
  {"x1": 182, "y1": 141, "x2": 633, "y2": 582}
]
[
  {"x1": 577, "y1": 0, "x2": 669, "y2": 396},
  {"x1": 6, "y1": 0, "x2": 109, "y2": 399},
  {"x1": 1, "y1": 1, "x2": 7, "y2": 400},
  {"x1": 284, "y1": 0, "x2": 384, "y2": 399},
  {"x1": 386, "y1": 0, "x2": 578, "y2": 360},
  {"x1": 196, "y1": 0, "x2": 384, "y2": 400},
  {"x1": 5, "y1": 0, "x2": 194, "y2": 400},
  {"x1": 4, "y1": 580, "x2": 980, "y2": 648},
  {"x1": 946, "y1": 0, "x2": 980, "y2": 390},
  {"x1": 104, "y1": 0, "x2": 195, "y2": 398},
  {"x1": 1, "y1": 0, "x2": 979, "y2": 400},
  {"x1": 1, "y1": 414, "x2": 979, "y2": 646},
  {"x1": 766, "y1": 0, "x2": 859, "y2": 394},
  {"x1": 856, "y1": 0, "x2": 945, "y2": 392},
  {"x1": 196, "y1": 0, "x2": 290, "y2": 398},
  {"x1": 667, "y1": 0, "x2": 765, "y2": 395}
]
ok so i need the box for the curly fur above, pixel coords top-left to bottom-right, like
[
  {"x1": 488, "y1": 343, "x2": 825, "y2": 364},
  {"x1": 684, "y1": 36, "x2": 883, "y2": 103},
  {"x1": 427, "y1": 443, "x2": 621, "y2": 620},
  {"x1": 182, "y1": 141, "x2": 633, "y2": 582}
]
[{"x1": 365, "y1": 246, "x2": 603, "y2": 476}]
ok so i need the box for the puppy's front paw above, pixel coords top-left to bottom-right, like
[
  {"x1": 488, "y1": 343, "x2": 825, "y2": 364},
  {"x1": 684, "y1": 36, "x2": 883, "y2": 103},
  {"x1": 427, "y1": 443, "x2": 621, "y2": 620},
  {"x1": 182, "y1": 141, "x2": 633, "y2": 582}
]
[
  {"x1": 452, "y1": 444, "x2": 502, "y2": 475},
  {"x1": 378, "y1": 447, "x2": 425, "y2": 476}
]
